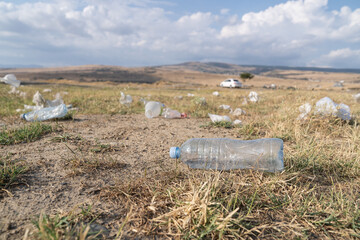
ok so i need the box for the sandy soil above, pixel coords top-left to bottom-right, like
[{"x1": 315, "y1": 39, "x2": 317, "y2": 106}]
[{"x1": 0, "y1": 113, "x2": 240, "y2": 239}]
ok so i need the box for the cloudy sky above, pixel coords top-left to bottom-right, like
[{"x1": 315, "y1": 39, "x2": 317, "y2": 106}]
[{"x1": 0, "y1": 0, "x2": 359, "y2": 68}]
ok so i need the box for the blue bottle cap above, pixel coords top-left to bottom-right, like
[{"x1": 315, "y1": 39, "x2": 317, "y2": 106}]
[{"x1": 170, "y1": 147, "x2": 180, "y2": 158}]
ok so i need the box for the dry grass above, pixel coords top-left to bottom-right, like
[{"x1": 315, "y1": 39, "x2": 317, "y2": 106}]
[{"x1": 1, "y1": 82, "x2": 360, "y2": 239}]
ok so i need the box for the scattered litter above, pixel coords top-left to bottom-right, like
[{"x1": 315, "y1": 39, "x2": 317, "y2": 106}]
[
  {"x1": 208, "y1": 113, "x2": 231, "y2": 123},
  {"x1": 248, "y1": 91, "x2": 259, "y2": 103},
  {"x1": 263, "y1": 84, "x2": 277, "y2": 89},
  {"x1": 174, "y1": 96, "x2": 183, "y2": 100},
  {"x1": 119, "y1": 92, "x2": 133, "y2": 105},
  {"x1": 314, "y1": 97, "x2": 351, "y2": 120},
  {"x1": 43, "y1": 89, "x2": 52, "y2": 93},
  {"x1": 21, "y1": 104, "x2": 68, "y2": 122},
  {"x1": 242, "y1": 97, "x2": 248, "y2": 105},
  {"x1": 353, "y1": 93, "x2": 360, "y2": 103},
  {"x1": 162, "y1": 108, "x2": 182, "y2": 119},
  {"x1": 19, "y1": 92, "x2": 27, "y2": 98},
  {"x1": 139, "y1": 98, "x2": 148, "y2": 105},
  {"x1": 219, "y1": 104, "x2": 232, "y2": 111},
  {"x1": 33, "y1": 91, "x2": 46, "y2": 107},
  {"x1": 297, "y1": 103, "x2": 312, "y2": 120},
  {"x1": 233, "y1": 119, "x2": 242, "y2": 125},
  {"x1": 145, "y1": 101, "x2": 164, "y2": 118},
  {"x1": 193, "y1": 97, "x2": 207, "y2": 106},
  {"x1": 8, "y1": 86, "x2": 20, "y2": 94},
  {"x1": 333, "y1": 81, "x2": 344, "y2": 87},
  {"x1": 187, "y1": 93, "x2": 195, "y2": 97},
  {"x1": 0, "y1": 74, "x2": 20, "y2": 87},
  {"x1": 232, "y1": 108, "x2": 246, "y2": 116},
  {"x1": 212, "y1": 91, "x2": 220, "y2": 96}
]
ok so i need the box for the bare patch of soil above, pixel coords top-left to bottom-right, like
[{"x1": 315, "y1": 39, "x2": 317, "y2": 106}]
[{"x1": 0, "y1": 114, "x2": 239, "y2": 239}]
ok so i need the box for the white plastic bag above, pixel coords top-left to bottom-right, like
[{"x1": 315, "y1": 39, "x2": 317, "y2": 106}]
[
  {"x1": 219, "y1": 105, "x2": 232, "y2": 111},
  {"x1": 120, "y1": 92, "x2": 133, "y2": 105},
  {"x1": 1, "y1": 74, "x2": 20, "y2": 88},
  {"x1": 297, "y1": 103, "x2": 312, "y2": 120},
  {"x1": 208, "y1": 113, "x2": 231, "y2": 123},
  {"x1": 248, "y1": 91, "x2": 259, "y2": 103},
  {"x1": 232, "y1": 108, "x2": 246, "y2": 116},
  {"x1": 33, "y1": 91, "x2": 46, "y2": 107},
  {"x1": 162, "y1": 108, "x2": 181, "y2": 119},
  {"x1": 315, "y1": 97, "x2": 351, "y2": 120}
]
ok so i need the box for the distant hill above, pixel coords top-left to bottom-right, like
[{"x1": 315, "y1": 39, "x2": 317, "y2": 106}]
[{"x1": 157, "y1": 62, "x2": 360, "y2": 75}]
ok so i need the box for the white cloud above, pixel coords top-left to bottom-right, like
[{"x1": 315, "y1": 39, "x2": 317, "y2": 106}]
[{"x1": 0, "y1": 0, "x2": 359, "y2": 68}]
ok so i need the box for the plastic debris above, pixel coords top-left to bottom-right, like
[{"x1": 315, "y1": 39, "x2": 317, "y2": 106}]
[
  {"x1": 353, "y1": 93, "x2": 360, "y2": 103},
  {"x1": 193, "y1": 97, "x2": 207, "y2": 106},
  {"x1": 145, "y1": 101, "x2": 164, "y2": 118},
  {"x1": 242, "y1": 97, "x2": 248, "y2": 105},
  {"x1": 46, "y1": 93, "x2": 64, "y2": 107},
  {"x1": 187, "y1": 93, "x2": 195, "y2": 97},
  {"x1": 0, "y1": 74, "x2": 20, "y2": 88},
  {"x1": 139, "y1": 98, "x2": 148, "y2": 105},
  {"x1": 162, "y1": 108, "x2": 182, "y2": 119},
  {"x1": 297, "y1": 103, "x2": 312, "y2": 120},
  {"x1": 248, "y1": 91, "x2": 259, "y2": 103},
  {"x1": 212, "y1": 91, "x2": 220, "y2": 96},
  {"x1": 219, "y1": 104, "x2": 231, "y2": 111},
  {"x1": 333, "y1": 81, "x2": 344, "y2": 87},
  {"x1": 119, "y1": 92, "x2": 133, "y2": 105},
  {"x1": 22, "y1": 104, "x2": 68, "y2": 122},
  {"x1": 233, "y1": 119, "x2": 242, "y2": 125},
  {"x1": 315, "y1": 97, "x2": 351, "y2": 120},
  {"x1": 208, "y1": 113, "x2": 231, "y2": 123},
  {"x1": 43, "y1": 89, "x2": 52, "y2": 93},
  {"x1": 33, "y1": 91, "x2": 46, "y2": 107},
  {"x1": 232, "y1": 108, "x2": 246, "y2": 116},
  {"x1": 174, "y1": 96, "x2": 183, "y2": 100}
]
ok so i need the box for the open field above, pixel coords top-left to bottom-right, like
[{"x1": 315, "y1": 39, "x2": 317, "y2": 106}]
[{"x1": 1, "y1": 69, "x2": 360, "y2": 239}]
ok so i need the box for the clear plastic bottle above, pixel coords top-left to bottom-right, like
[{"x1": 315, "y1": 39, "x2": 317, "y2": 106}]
[
  {"x1": 21, "y1": 104, "x2": 68, "y2": 122},
  {"x1": 145, "y1": 101, "x2": 164, "y2": 118},
  {"x1": 170, "y1": 138, "x2": 284, "y2": 172},
  {"x1": 162, "y1": 108, "x2": 181, "y2": 119}
]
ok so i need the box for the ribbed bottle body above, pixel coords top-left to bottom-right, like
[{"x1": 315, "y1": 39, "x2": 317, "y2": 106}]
[
  {"x1": 179, "y1": 138, "x2": 283, "y2": 172},
  {"x1": 23, "y1": 104, "x2": 68, "y2": 122}
]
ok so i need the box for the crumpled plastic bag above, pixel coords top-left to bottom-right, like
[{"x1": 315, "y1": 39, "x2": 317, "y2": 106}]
[
  {"x1": 219, "y1": 104, "x2": 232, "y2": 111},
  {"x1": 314, "y1": 97, "x2": 351, "y2": 120},
  {"x1": 1, "y1": 74, "x2": 20, "y2": 88},
  {"x1": 120, "y1": 92, "x2": 133, "y2": 105},
  {"x1": 208, "y1": 113, "x2": 231, "y2": 123},
  {"x1": 213, "y1": 91, "x2": 220, "y2": 96},
  {"x1": 46, "y1": 93, "x2": 64, "y2": 107},
  {"x1": 162, "y1": 108, "x2": 181, "y2": 119},
  {"x1": 33, "y1": 91, "x2": 46, "y2": 107},
  {"x1": 297, "y1": 103, "x2": 312, "y2": 120},
  {"x1": 232, "y1": 108, "x2": 246, "y2": 116},
  {"x1": 248, "y1": 91, "x2": 259, "y2": 103}
]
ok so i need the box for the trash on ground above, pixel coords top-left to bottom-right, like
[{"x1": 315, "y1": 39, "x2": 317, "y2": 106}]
[
  {"x1": 187, "y1": 93, "x2": 195, "y2": 97},
  {"x1": 353, "y1": 93, "x2": 360, "y2": 103},
  {"x1": 219, "y1": 104, "x2": 232, "y2": 111},
  {"x1": 212, "y1": 91, "x2": 220, "y2": 96},
  {"x1": 174, "y1": 96, "x2": 183, "y2": 100},
  {"x1": 169, "y1": 138, "x2": 284, "y2": 172},
  {"x1": 208, "y1": 113, "x2": 231, "y2": 123},
  {"x1": 0, "y1": 74, "x2": 20, "y2": 88},
  {"x1": 233, "y1": 119, "x2": 242, "y2": 125},
  {"x1": 145, "y1": 101, "x2": 164, "y2": 118},
  {"x1": 119, "y1": 92, "x2": 133, "y2": 105},
  {"x1": 193, "y1": 97, "x2": 206, "y2": 106},
  {"x1": 314, "y1": 97, "x2": 351, "y2": 120},
  {"x1": 21, "y1": 104, "x2": 68, "y2": 122},
  {"x1": 242, "y1": 97, "x2": 248, "y2": 105},
  {"x1": 333, "y1": 81, "x2": 344, "y2": 87},
  {"x1": 33, "y1": 91, "x2": 46, "y2": 107},
  {"x1": 232, "y1": 108, "x2": 246, "y2": 116},
  {"x1": 248, "y1": 91, "x2": 259, "y2": 103},
  {"x1": 139, "y1": 98, "x2": 148, "y2": 105},
  {"x1": 46, "y1": 93, "x2": 64, "y2": 107},
  {"x1": 162, "y1": 108, "x2": 182, "y2": 119},
  {"x1": 297, "y1": 103, "x2": 312, "y2": 120},
  {"x1": 43, "y1": 89, "x2": 52, "y2": 93}
]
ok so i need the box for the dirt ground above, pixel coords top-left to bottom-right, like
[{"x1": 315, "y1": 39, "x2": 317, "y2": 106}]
[{"x1": 0, "y1": 113, "x2": 240, "y2": 239}]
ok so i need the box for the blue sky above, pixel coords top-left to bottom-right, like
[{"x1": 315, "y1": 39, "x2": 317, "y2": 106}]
[{"x1": 0, "y1": 0, "x2": 359, "y2": 68}]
